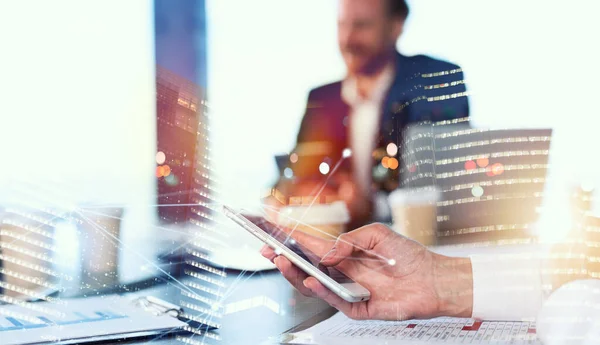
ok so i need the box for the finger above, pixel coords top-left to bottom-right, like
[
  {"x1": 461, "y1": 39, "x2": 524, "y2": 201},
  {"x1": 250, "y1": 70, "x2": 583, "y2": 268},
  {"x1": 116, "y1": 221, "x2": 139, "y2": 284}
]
[
  {"x1": 260, "y1": 245, "x2": 277, "y2": 262},
  {"x1": 303, "y1": 277, "x2": 355, "y2": 317},
  {"x1": 274, "y1": 256, "x2": 314, "y2": 297},
  {"x1": 285, "y1": 229, "x2": 335, "y2": 259},
  {"x1": 320, "y1": 223, "x2": 392, "y2": 267}
]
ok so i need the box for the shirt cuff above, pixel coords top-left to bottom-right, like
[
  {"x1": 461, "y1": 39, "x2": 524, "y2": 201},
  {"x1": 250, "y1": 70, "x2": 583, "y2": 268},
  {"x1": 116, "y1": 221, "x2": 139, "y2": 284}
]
[{"x1": 470, "y1": 253, "x2": 544, "y2": 321}]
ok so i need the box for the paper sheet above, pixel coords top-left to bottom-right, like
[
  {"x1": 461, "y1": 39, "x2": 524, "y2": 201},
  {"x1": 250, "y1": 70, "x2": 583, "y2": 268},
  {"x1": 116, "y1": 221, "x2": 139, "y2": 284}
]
[
  {"x1": 0, "y1": 295, "x2": 185, "y2": 345},
  {"x1": 285, "y1": 312, "x2": 541, "y2": 345}
]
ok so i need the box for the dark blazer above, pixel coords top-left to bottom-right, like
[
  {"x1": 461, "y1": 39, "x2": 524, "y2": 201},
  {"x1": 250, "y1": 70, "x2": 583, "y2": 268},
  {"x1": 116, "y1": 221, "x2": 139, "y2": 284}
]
[{"x1": 282, "y1": 52, "x2": 470, "y2": 202}]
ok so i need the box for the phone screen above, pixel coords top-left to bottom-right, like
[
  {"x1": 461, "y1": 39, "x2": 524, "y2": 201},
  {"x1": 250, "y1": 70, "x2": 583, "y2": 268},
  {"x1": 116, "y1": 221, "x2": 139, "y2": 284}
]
[{"x1": 243, "y1": 215, "x2": 352, "y2": 284}]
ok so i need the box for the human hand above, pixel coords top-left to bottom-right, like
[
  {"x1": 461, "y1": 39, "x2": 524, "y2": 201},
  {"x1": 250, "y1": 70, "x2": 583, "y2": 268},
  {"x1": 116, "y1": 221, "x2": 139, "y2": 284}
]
[{"x1": 261, "y1": 223, "x2": 473, "y2": 320}]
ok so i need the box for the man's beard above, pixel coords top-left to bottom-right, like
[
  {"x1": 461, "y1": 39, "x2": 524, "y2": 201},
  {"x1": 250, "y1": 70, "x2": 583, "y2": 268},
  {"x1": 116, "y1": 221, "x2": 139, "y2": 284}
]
[{"x1": 344, "y1": 49, "x2": 393, "y2": 76}]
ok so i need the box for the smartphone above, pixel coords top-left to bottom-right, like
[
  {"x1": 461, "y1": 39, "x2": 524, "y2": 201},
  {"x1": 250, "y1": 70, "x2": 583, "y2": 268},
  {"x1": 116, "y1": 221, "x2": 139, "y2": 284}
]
[{"x1": 223, "y1": 205, "x2": 370, "y2": 303}]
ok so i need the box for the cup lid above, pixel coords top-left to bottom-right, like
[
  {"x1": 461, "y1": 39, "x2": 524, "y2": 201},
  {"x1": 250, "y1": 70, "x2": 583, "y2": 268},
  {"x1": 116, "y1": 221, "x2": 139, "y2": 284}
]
[
  {"x1": 278, "y1": 201, "x2": 350, "y2": 226},
  {"x1": 388, "y1": 188, "x2": 440, "y2": 206}
]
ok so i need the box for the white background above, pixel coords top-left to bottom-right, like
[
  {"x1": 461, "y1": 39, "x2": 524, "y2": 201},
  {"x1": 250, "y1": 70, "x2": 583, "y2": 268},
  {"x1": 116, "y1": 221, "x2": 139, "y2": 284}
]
[
  {"x1": 1, "y1": 1, "x2": 599, "y2": 242},
  {"x1": 207, "y1": 1, "x2": 600, "y2": 233},
  {"x1": 0, "y1": 0, "x2": 156, "y2": 210}
]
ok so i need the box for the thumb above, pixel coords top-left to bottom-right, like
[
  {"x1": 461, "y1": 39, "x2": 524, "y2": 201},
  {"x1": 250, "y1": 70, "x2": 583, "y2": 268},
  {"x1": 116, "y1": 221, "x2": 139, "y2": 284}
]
[{"x1": 320, "y1": 223, "x2": 391, "y2": 266}]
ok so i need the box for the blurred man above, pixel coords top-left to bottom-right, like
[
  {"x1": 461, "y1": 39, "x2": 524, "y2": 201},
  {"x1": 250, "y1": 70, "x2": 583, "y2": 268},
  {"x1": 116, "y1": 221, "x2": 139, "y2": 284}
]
[{"x1": 270, "y1": 0, "x2": 469, "y2": 228}]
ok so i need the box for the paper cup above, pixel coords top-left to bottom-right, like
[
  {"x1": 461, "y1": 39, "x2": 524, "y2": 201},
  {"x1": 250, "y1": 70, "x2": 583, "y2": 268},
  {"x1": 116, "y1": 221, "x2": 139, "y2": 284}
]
[
  {"x1": 277, "y1": 201, "x2": 350, "y2": 240},
  {"x1": 78, "y1": 207, "x2": 123, "y2": 289},
  {"x1": 388, "y1": 188, "x2": 439, "y2": 246}
]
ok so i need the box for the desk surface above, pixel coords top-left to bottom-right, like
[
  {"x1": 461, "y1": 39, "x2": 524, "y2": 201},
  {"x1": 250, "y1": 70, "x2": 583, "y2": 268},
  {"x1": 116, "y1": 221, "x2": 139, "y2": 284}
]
[
  {"x1": 115, "y1": 270, "x2": 332, "y2": 345},
  {"x1": 0, "y1": 207, "x2": 333, "y2": 345}
]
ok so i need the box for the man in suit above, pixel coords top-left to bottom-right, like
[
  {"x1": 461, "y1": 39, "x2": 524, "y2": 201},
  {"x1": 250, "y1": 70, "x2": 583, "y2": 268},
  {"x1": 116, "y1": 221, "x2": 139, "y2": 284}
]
[{"x1": 270, "y1": 0, "x2": 470, "y2": 229}]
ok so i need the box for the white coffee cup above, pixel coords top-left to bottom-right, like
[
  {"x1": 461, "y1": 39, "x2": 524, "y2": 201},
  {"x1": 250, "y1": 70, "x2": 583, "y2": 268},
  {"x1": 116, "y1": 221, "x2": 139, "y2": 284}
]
[
  {"x1": 78, "y1": 207, "x2": 123, "y2": 287},
  {"x1": 277, "y1": 201, "x2": 350, "y2": 240},
  {"x1": 388, "y1": 188, "x2": 439, "y2": 246}
]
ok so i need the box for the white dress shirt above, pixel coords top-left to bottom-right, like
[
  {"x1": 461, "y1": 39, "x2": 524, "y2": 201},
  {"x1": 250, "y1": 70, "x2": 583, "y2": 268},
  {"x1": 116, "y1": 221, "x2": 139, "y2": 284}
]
[
  {"x1": 341, "y1": 65, "x2": 395, "y2": 196},
  {"x1": 437, "y1": 245, "x2": 547, "y2": 321},
  {"x1": 471, "y1": 253, "x2": 600, "y2": 344},
  {"x1": 470, "y1": 252, "x2": 545, "y2": 320}
]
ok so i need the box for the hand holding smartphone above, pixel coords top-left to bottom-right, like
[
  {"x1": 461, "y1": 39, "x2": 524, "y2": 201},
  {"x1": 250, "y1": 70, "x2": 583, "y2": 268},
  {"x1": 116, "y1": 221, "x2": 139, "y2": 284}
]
[{"x1": 223, "y1": 205, "x2": 370, "y2": 303}]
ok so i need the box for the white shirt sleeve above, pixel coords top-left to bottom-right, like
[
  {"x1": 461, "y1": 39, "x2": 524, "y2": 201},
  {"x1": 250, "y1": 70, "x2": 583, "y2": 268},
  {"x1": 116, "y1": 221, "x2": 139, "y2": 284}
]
[
  {"x1": 537, "y1": 279, "x2": 600, "y2": 345},
  {"x1": 470, "y1": 252, "x2": 545, "y2": 320}
]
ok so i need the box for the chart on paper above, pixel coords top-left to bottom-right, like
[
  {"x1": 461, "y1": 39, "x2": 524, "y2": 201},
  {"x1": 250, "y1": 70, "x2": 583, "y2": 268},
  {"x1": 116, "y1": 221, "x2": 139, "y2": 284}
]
[
  {"x1": 322, "y1": 317, "x2": 539, "y2": 343},
  {"x1": 0, "y1": 309, "x2": 127, "y2": 332},
  {"x1": 0, "y1": 296, "x2": 184, "y2": 345},
  {"x1": 287, "y1": 312, "x2": 541, "y2": 344}
]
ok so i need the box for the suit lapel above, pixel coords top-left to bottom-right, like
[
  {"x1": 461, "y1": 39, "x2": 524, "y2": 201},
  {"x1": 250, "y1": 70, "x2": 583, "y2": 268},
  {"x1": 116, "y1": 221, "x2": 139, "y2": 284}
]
[{"x1": 379, "y1": 52, "x2": 412, "y2": 145}]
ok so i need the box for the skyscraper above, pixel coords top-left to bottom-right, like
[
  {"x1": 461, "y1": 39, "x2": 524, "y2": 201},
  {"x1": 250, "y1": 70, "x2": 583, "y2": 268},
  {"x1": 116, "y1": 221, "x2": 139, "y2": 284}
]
[{"x1": 155, "y1": 66, "x2": 211, "y2": 225}]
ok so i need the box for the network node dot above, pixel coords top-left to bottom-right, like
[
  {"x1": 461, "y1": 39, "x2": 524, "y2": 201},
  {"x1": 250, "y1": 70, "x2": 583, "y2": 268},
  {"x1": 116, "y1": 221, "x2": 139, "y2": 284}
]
[{"x1": 342, "y1": 148, "x2": 352, "y2": 158}]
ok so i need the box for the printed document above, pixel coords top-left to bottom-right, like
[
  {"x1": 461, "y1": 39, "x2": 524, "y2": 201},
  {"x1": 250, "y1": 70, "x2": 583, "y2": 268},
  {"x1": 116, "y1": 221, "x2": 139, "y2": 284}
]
[{"x1": 284, "y1": 312, "x2": 541, "y2": 344}]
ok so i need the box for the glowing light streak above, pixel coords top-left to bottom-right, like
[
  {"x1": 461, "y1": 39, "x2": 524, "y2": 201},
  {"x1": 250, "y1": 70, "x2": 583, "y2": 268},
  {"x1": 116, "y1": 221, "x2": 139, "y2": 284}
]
[
  {"x1": 181, "y1": 290, "x2": 223, "y2": 308},
  {"x1": 1, "y1": 220, "x2": 54, "y2": 239},
  {"x1": 183, "y1": 270, "x2": 227, "y2": 288},
  {"x1": 176, "y1": 335, "x2": 210, "y2": 345},
  {"x1": 0, "y1": 295, "x2": 65, "y2": 318},
  {"x1": 437, "y1": 192, "x2": 543, "y2": 207},
  {"x1": 177, "y1": 313, "x2": 220, "y2": 329},
  {"x1": 180, "y1": 301, "x2": 222, "y2": 318},
  {"x1": 424, "y1": 79, "x2": 466, "y2": 90},
  {"x1": 224, "y1": 296, "x2": 280, "y2": 315},
  {"x1": 427, "y1": 91, "x2": 469, "y2": 102},
  {"x1": 0, "y1": 281, "x2": 62, "y2": 304},
  {"x1": 0, "y1": 242, "x2": 55, "y2": 264},
  {"x1": 0, "y1": 268, "x2": 61, "y2": 291},
  {"x1": 436, "y1": 224, "x2": 531, "y2": 237},
  {"x1": 180, "y1": 327, "x2": 221, "y2": 340},
  {"x1": 421, "y1": 68, "x2": 463, "y2": 78},
  {"x1": 0, "y1": 254, "x2": 63, "y2": 279},
  {"x1": 184, "y1": 261, "x2": 226, "y2": 278},
  {"x1": 436, "y1": 164, "x2": 550, "y2": 179}
]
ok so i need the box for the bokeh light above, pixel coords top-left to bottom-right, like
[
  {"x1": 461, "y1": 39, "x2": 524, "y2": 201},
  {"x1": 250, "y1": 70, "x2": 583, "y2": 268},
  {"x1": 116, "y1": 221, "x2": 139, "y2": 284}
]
[
  {"x1": 319, "y1": 162, "x2": 330, "y2": 175},
  {"x1": 289, "y1": 153, "x2": 298, "y2": 163},
  {"x1": 388, "y1": 157, "x2": 399, "y2": 170},
  {"x1": 381, "y1": 157, "x2": 390, "y2": 169},
  {"x1": 386, "y1": 143, "x2": 398, "y2": 156},
  {"x1": 465, "y1": 160, "x2": 476, "y2": 171},
  {"x1": 342, "y1": 148, "x2": 352, "y2": 158},
  {"x1": 472, "y1": 185, "x2": 484, "y2": 197},
  {"x1": 476, "y1": 158, "x2": 489, "y2": 168},
  {"x1": 491, "y1": 163, "x2": 504, "y2": 176},
  {"x1": 165, "y1": 174, "x2": 178, "y2": 186},
  {"x1": 156, "y1": 166, "x2": 165, "y2": 178},
  {"x1": 284, "y1": 167, "x2": 294, "y2": 179},
  {"x1": 156, "y1": 151, "x2": 166, "y2": 165},
  {"x1": 162, "y1": 165, "x2": 171, "y2": 177}
]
